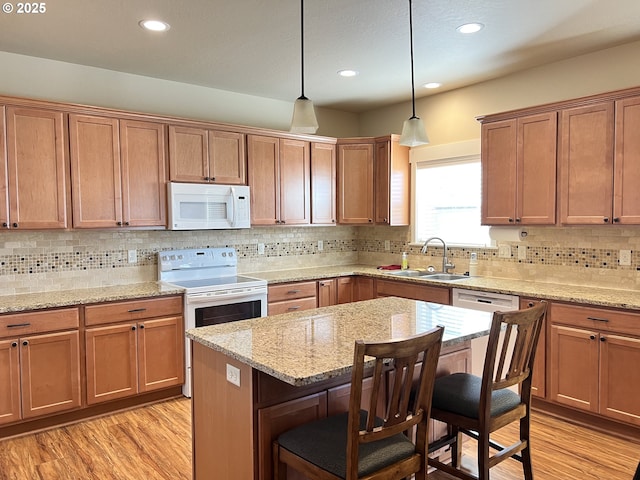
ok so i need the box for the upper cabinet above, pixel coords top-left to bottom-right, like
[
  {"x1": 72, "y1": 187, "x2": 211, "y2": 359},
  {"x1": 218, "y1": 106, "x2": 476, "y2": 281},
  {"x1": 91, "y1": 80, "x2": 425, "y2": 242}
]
[
  {"x1": 337, "y1": 136, "x2": 410, "y2": 225},
  {"x1": 1, "y1": 106, "x2": 70, "y2": 230},
  {"x1": 310, "y1": 142, "x2": 336, "y2": 225},
  {"x1": 613, "y1": 96, "x2": 640, "y2": 224},
  {"x1": 69, "y1": 115, "x2": 167, "y2": 229},
  {"x1": 481, "y1": 112, "x2": 557, "y2": 225},
  {"x1": 247, "y1": 135, "x2": 310, "y2": 226},
  {"x1": 168, "y1": 125, "x2": 246, "y2": 185}
]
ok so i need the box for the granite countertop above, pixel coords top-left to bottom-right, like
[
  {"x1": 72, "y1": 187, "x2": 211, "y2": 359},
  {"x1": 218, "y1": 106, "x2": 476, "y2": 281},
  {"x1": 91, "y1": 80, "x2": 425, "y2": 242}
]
[
  {"x1": 247, "y1": 264, "x2": 640, "y2": 311},
  {"x1": 0, "y1": 282, "x2": 184, "y2": 314},
  {"x1": 187, "y1": 296, "x2": 493, "y2": 386}
]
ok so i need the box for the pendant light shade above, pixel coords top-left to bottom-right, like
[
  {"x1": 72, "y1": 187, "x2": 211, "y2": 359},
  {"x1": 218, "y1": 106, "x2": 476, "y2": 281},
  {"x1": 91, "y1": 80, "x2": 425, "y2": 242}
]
[
  {"x1": 399, "y1": 0, "x2": 429, "y2": 147},
  {"x1": 290, "y1": 0, "x2": 318, "y2": 134}
]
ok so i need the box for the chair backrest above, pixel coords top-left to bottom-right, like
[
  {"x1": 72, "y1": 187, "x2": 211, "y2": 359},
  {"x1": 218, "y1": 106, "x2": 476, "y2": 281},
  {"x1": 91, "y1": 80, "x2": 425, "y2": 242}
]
[
  {"x1": 480, "y1": 301, "x2": 547, "y2": 407},
  {"x1": 345, "y1": 326, "x2": 444, "y2": 478}
]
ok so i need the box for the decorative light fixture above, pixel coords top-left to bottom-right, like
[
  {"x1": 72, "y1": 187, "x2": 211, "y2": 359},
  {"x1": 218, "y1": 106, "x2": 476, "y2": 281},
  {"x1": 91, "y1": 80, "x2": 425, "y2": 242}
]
[
  {"x1": 399, "y1": 0, "x2": 429, "y2": 147},
  {"x1": 290, "y1": 0, "x2": 318, "y2": 134}
]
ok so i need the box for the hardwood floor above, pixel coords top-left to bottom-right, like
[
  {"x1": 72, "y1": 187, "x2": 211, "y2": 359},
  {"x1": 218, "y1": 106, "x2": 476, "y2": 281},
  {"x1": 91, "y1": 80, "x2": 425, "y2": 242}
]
[{"x1": 0, "y1": 398, "x2": 638, "y2": 479}]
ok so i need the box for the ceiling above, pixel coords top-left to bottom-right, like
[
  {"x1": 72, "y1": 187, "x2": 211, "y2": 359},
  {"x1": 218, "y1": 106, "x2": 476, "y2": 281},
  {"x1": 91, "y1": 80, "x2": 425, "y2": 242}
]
[{"x1": 1, "y1": 0, "x2": 640, "y2": 113}]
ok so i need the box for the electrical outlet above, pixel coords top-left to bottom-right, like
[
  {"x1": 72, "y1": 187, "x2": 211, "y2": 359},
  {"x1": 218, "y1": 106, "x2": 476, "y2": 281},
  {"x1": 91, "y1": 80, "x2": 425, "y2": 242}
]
[
  {"x1": 619, "y1": 249, "x2": 632, "y2": 266},
  {"x1": 498, "y1": 245, "x2": 512, "y2": 258},
  {"x1": 257, "y1": 243, "x2": 265, "y2": 255},
  {"x1": 226, "y1": 364, "x2": 241, "y2": 387},
  {"x1": 384, "y1": 240, "x2": 391, "y2": 251},
  {"x1": 517, "y1": 245, "x2": 527, "y2": 261},
  {"x1": 318, "y1": 240, "x2": 324, "y2": 251},
  {"x1": 127, "y1": 249, "x2": 137, "y2": 263}
]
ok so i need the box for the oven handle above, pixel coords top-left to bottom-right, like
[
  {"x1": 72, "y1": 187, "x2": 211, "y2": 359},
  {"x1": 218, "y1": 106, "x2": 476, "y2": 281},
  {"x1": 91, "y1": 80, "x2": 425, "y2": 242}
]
[{"x1": 187, "y1": 289, "x2": 266, "y2": 305}]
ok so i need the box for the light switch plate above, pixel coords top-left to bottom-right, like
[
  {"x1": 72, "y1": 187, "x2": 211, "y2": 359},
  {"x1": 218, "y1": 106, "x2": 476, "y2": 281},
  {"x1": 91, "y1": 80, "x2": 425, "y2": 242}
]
[
  {"x1": 226, "y1": 363, "x2": 241, "y2": 387},
  {"x1": 384, "y1": 240, "x2": 391, "y2": 251},
  {"x1": 257, "y1": 243, "x2": 265, "y2": 255},
  {"x1": 619, "y1": 249, "x2": 632, "y2": 266},
  {"x1": 318, "y1": 240, "x2": 324, "y2": 251},
  {"x1": 127, "y1": 249, "x2": 137, "y2": 263},
  {"x1": 517, "y1": 245, "x2": 527, "y2": 261},
  {"x1": 498, "y1": 245, "x2": 511, "y2": 258}
]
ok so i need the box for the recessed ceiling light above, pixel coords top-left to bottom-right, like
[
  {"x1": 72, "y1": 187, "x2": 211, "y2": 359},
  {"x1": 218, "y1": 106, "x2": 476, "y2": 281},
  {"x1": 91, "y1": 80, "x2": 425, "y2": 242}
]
[
  {"x1": 139, "y1": 19, "x2": 171, "y2": 32},
  {"x1": 424, "y1": 82, "x2": 441, "y2": 89},
  {"x1": 338, "y1": 69, "x2": 359, "y2": 77},
  {"x1": 456, "y1": 22, "x2": 484, "y2": 34}
]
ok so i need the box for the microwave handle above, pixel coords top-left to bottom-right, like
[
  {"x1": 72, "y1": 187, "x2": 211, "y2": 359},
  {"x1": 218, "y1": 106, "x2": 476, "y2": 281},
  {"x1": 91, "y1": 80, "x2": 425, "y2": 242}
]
[{"x1": 230, "y1": 187, "x2": 237, "y2": 227}]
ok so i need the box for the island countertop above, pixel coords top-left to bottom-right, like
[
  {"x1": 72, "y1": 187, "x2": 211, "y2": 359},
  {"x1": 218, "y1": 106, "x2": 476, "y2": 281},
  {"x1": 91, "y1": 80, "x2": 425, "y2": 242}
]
[{"x1": 186, "y1": 296, "x2": 493, "y2": 386}]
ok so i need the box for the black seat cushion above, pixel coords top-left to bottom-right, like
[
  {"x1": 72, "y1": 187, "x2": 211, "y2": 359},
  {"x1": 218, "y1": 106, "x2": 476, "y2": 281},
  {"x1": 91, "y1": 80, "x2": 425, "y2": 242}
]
[
  {"x1": 431, "y1": 373, "x2": 521, "y2": 419},
  {"x1": 277, "y1": 410, "x2": 416, "y2": 479}
]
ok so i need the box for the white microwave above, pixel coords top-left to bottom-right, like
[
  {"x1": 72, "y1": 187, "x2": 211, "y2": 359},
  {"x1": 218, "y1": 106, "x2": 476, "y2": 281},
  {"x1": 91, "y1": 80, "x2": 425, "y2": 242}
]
[{"x1": 168, "y1": 182, "x2": 251, "y2": 230}]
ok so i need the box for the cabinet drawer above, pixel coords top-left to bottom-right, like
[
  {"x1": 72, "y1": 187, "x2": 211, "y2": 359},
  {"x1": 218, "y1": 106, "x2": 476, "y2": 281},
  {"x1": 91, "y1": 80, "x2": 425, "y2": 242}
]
[
  {"x1": 550, "y1": 303, "x2": 640, "y2": 336},
  {"x1": 268, "y1": 282, "x2": 317, "y2": 302},
  {"x1": 0, "y1": 308, "x2": 79, "y2": 338},
  {"x1": 268, "y1": 297, "x2": 317, "y2": 316},
  {"x1": 84, "y1": 295, "x2": 183, "y2": 326}
]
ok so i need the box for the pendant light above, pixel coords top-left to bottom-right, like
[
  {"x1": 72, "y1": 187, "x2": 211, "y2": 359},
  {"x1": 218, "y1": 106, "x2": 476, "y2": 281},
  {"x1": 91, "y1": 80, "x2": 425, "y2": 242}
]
[
  {"x1": 399, "y1": 0, "x2": 429, "y2": 147},
  {"x1": 290, "y1": 0, "x2": 319, "y2": 134}
]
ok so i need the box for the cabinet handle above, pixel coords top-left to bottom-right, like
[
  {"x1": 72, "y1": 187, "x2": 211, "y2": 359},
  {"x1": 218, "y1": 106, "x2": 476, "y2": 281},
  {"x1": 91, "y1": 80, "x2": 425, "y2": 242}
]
[
  {"x1": 124, "y1": 221, "x2": 130, "y2": 226},
  {"x1": 603, "y1": 217, "x2": 609, "y2": 223},
  {"x1": 11, "y1": 342, "x2": 17, "y2": 348},
  {"x1": 131, "y1": 326, "x2": 136, "y2": 331},
  {"x1": 287, "y1": 306, "x2": 301, "y2": 311},
  {"x1": 587, "y1": 316, "x2": 609, "y2": 323},
  {"x1": 203, "y1": 177, "x2": 210, "y2": 181},
  {"x1": 613, "y1": 217, "x2": 620, "y2": 223},
  {"x1": 527, "y1": 302, "x2": 535, "y2": 308},
  {"x1": 139, "y1": 324, "x2": 145, "y2": 329},
  {"x1": 515, "y1": 218, "x2": 521, "y2": 223},
  {"x1": 127, "y1": 308, "x2": 147, "y2": 313},
  {"x1": 2, "y1": 222, "x2": 7, "y2": 228},
  {"x1": 22, "y1": 340, "x2": 28, "y2": 346},
  {"x1": 210, "y1": 177, "x2": 215, "y2": 182},
  {"x1": 508, "y1": 218, "x2": 514, "y2": 223},
  {"x1": 368, "y1": 219, "x2": 373, "y2": 223},
  {"x1": 287, "y1": 290, "x2": 301, "y2": 294},
  {"x1": 589, "y1": 335, "x2": 596, "y2": 340},
  {"x1": 7, "y1": 323, "x2": 31, "y2": 328},
  {"x1": 116, "y1": 221, "x2": 122, "y2": 226},
  {"x1": 600, "y1": 336, "x2": 606, "y2": 342},
  {"x1": 12, "y1": 223, "x2": 18, "y2": 228}
]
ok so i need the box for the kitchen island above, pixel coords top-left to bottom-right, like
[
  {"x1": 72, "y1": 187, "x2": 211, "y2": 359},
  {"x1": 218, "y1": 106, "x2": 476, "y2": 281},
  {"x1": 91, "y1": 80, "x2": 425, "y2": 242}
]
[{"x1": 186, "y1": 296, "x2": 493, "y2": 480}]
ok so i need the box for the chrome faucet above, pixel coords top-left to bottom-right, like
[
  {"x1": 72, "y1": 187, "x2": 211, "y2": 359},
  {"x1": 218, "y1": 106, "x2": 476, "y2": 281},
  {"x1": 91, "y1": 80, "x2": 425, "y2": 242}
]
[{"x1": 421, "y1": 237, "x2": 455, "y2": 273}]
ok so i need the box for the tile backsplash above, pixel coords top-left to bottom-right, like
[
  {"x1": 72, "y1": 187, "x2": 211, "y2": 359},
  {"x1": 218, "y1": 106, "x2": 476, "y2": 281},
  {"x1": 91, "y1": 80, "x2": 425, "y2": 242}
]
[{"x1": 0, "y1": 224, "x2": 638, "y2": 295}]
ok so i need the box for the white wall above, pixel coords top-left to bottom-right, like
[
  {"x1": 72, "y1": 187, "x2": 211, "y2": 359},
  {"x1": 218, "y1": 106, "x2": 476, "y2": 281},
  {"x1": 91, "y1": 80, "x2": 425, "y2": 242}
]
[
  {"x1": 0, "y1": 51, "x2": 360, "y2": 138},
  {"x1": 359, "y1": 39, "x2": 640, "y2": 143}
]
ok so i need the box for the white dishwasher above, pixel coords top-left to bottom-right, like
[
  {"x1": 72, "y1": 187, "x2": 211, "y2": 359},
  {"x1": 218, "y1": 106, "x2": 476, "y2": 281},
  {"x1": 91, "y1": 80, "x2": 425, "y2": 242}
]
[{"x1": 452, "y1": 288, "x2": 519, "y2": 378}]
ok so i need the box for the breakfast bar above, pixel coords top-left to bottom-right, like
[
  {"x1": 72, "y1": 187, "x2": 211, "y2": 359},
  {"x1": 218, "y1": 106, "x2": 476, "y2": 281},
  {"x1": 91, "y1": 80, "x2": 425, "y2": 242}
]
[{"x1": 186, "y1": 296, "x2": 493, "y2": 480}]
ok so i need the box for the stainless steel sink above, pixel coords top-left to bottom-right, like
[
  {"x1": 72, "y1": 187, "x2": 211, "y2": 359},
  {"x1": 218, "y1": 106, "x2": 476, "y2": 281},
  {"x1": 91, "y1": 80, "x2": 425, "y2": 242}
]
[{"x1": 385, "y1": 270, "x2": 468, "y2": 281}]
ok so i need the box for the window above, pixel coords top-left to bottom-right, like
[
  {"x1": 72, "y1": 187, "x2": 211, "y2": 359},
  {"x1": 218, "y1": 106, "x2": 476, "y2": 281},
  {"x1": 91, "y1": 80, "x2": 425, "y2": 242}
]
[{"x1": 414, "y1": 156, "x2": 492, "y2": 247}]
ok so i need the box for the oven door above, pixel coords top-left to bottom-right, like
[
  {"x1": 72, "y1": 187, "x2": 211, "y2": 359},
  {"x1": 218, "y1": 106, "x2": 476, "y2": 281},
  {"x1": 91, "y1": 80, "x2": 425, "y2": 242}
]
[{"x1": 183, "y1": 288, "x2": 267, "y2": 397}]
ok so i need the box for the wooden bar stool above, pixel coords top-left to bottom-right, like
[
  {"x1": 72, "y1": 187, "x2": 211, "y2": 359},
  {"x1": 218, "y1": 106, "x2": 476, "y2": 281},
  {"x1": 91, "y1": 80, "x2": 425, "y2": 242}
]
[
  {"x1": 428, "y1": 302, "x2": 547, "y2": 480},
  {"x1": 273, "y1": 326, "x2": 444, "y2": 480}
]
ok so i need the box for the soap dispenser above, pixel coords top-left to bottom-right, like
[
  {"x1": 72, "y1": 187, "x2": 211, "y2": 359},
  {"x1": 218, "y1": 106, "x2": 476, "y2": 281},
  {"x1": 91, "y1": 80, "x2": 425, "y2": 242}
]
[
  {"x1": 401, "y1": 252, "x2": 409, "y2": 270},
  {"x1": 468, "y1": 252, "x2": 478, "y2": 277}
]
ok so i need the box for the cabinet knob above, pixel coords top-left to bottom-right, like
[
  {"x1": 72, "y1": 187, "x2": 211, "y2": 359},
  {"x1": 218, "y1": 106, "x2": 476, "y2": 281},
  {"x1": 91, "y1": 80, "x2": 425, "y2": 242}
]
[
  {"x1": 2, "y1": 222, "x2": 7, "y2": 228},
  {"x1": 11, "y1": 342, "x2": 17, "y2": 348},
  {"x1": 508, "y1": 218, "x2": 514, "y2": 223},
  {"x1": 528, "y1": 302, "x2": 535, "y2": 308},
  {"x1": 139, "y1": 324, "x2": 145, "y2": 329},
  {"x1": 210, "y1": 177, "x2": 215, "y2": 182},
  {"x1": 203, "y1": 177, "x2": 210, "y2": 181},
  {"x1": 600, "y1": 336, "x2": 606, "y2": 342},
  {"x1": 368, "y1": 219, "x2": 373, "y2": 223},
  {"x1": 116, "y1": 221, "x2": 122, "y2": 226},
  {"x1": 613, "y1": 217, "x2": 620, "y2": 223},
  {"x1": 131, "y1": 326, "x2": 136, "y2": 331},
  {"x1": 124, "y1": 221, "x2": 130, "y2": 226},
  {"x1": 603, "y1": 217, "x2": 609, "y2": 223},
  {"x1": 515, "y1": 218, "x2": 521, "y2": 223},
  {"x1": 589, "y1": 334, "x2": 596, "y2": 340},
  {"x1": 12, "y1": 223, "x2": 18, "y2": 228},
  {"x1": 22, "y1": 340, "x2": 28, "y2": 346}
]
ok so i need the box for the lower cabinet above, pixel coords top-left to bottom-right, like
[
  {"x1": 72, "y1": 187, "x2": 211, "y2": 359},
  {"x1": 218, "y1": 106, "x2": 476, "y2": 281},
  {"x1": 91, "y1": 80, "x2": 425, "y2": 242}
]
[
  {"x1": 0, "y1": 308, "x2": 81, "y2": 426},
  {"x1": 376, "y1": 278, "x2": 450, "y2": 305},
  {"x1": 318, "y1": 276, "x2": 355, "y2": 307},
  {"x1": 548, "y1": 302, "x2": 640, "y2": 426},
  {"x1": 268, "y1": 281, "x2": 317, "y2": 315},
  {"x1": 84, "y1": 296, "x2": 184, "y2": 405}
]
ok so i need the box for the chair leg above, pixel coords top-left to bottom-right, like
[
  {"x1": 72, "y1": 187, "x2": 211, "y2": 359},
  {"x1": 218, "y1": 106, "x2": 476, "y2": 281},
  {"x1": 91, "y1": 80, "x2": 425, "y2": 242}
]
[
  {"x1": 520, "y1": 416, "x2": 534, "y2": 480},
  {"x1": 477, "y1": 431, "x2": 490, "y2": 480},
  {"x1": 450, "y1": 425, "x2": 462, "y2": 468}
]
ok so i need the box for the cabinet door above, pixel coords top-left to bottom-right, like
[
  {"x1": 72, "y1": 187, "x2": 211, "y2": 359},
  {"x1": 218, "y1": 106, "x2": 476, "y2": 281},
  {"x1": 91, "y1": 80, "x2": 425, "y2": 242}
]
[
  {"x1": 521, "y1": 298, "x2": 546, "y2": 398},
  {"x1": 120, "y1": 120, "x2": 167, "y2": 227},
  {"x1": 559, "y1": 103, "x2": 614, "y2": 224},
  {"x1": 168, "y1": 125, "x2": 209, "y2": 182},
  {"x1": 375, "y1": 138, "x2": 410, "y2": 226},
  {"x1": 481, "y1": 119, "x2": 517, "y2": 225},
  {"x1": 517, "y1": 113, "x2": 557, "y2": 225},
  {"x1": 69, "y1": 114, "x2": 122, "y2": 228},
  {"x1": 137, "y1": 316, "x2": 185, "y2": 393},
  {"x1": 257, "y1": 392, "x2": 327, "y2": 480},
  {"x1": 354, "y1": 276, "x2": 375, "y2": 301},
  {"x1": 279, "y1": 138, "x2": 310, "y2": 225},
  {"x1": 599, "y1": 333, "x2": 640, "y2": 426},
  {"x1": 614, "y1": 96, "x2": 640, "y2": 224},
  {"x1": 5, "y1": 107, "x2": 69, "y2": 229},
  {"x1": 549, "y1": 324, "x2": 599, "y2": 412},
  {"x1": 317, "y1": 278, "x2": 337, "y2": 307},
  {"x1": 0, "y1": 107, "x2": 6, "y2": 228},
  {"x1": 376, "y1": 279, "x2": 450, "y2": 305},
  {"x1": 85, "y1": 323, "x2": 138, "y2": 405},
  {"x1": 310, "y1": 142, "x2": 336, "y2": 225},
  {"x1": 338, "y1": 143, "x2": 374, "y2": 224},
  {"x1": 248, "y1": 135, "x2": 279, "y2": 225},
  {"x1": 208, "y1": 130, "x2": 246, "y2": 185},
  {"x1": 336, "y1": 276, "x2": 354, "y2": 304},
  {"x1": 20, "y1": 330, "x2": 81, "y2": 419},
  {"x1": 0, "y1": 338, "x2": 21, "y2": 425},
  {"x1": 375, "y1": 140, "x2": 391, "y2": 224}
]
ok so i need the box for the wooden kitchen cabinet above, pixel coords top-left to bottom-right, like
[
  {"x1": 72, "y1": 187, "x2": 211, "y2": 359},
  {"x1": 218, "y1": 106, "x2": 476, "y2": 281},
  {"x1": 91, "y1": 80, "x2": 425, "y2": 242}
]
[
  {"x1": 481, "y1": 112, "x2": 557, "y2": 225},
  {"x1": 168, "y1": 125, "x2": 246, "y2": 184},
  {"x1": 0, "y1": 308, "x2": 81, "y2": 426},
  {"x1": 1, "y1": 106, "x2": 70, "y2": 230},
  {"x1": 558, "y1": 102, "x2": 615, "y2": 225},
  {"x1": 613, "y1": 95, "x2": 640, "y2": 224},
  {"x1": 520, "y1": 298, "x2": 547, "y2": 398},
  {"x1": 376, "y1": 278, "x2": 450, "y2": 305},
  {"x1": 317, "y1": 277, "x2": 354, "y2": 307},
  {"x1": 336, "y1": 276, "x2": 354, "y2": 304},
  {"x1": 84, "y1": 296, "x2": 184, "y2": 405},
  {"x1": 354, "y1": 276, "x2": 376, "y2": 301},
  {"x1": 337, "y1": 140, "x2": 374, "y2": 224},
  {"x1": 548, "y1": 302, "x2": 640, "y2": 426},
  {"x1": 374, "y1": 136, "x2": 410, "y2": 226},
  {"x1": 69, "y1": 115, "x2": 168, "y2": 228},
  {"x1": 248, "y1": 135, "x2": 310, "y2": 226},
  {"x1": 310, "y1": 142, "x2": 336, "y2": 225},
  {"x1": 268, "y1": 281, "x2": 317, "y2": 315}
]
